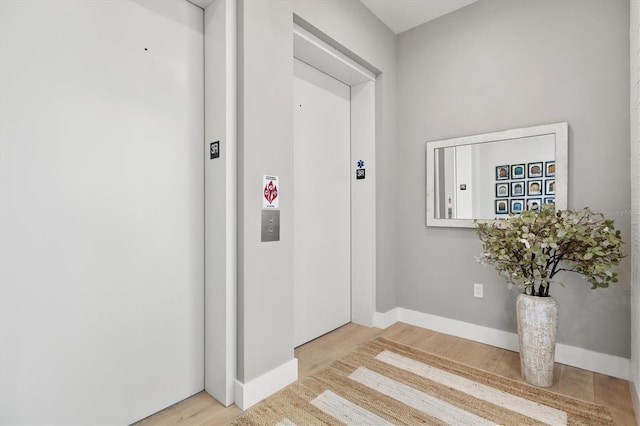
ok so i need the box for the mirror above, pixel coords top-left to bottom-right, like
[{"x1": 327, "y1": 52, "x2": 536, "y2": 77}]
[{"x1": 426, "y1": 122, "x2": 568, "y2": 228}]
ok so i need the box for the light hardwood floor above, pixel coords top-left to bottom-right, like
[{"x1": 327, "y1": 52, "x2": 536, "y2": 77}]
[{"x1": 137, "y1": 322, "x2": 637, "y2": 425}]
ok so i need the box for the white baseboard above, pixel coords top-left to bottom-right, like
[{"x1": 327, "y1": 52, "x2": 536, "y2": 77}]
[
  {"x1": 375, "y1": 307, "x2": 630, "y2": 380},
  {"x1": 234, "y1": 358, "x2": 298, "y2": 410},
  {"x1": 630, "y1": 380, "x2": 640, "y2": 426},
  {"x1": 373, "y1": 307, "x2": 399, "y2": 329}
]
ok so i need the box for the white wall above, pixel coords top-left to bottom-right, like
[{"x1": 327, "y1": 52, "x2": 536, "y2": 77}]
[
  {"x1": 0, "y1": 1, "x2": 204, "y2": 424},
  {"x1": 442, "y1": 148, "x2": 456, "y2": 218},
  {"x1": 204, "y1": 0, "x2": 237, "y2": 406},
  {"x1": 455, "y1": 145, "x2": 473, "y2": 218},
  {"x1": 629, "y1": 0, "x2": 640, "y2": 415},
  {"x1": 472, "y1": 135, "x2": 554, "y2": 218}
]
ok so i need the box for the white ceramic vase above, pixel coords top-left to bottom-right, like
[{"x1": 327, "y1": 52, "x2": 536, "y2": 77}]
[{"x1": 516, "y1": 293, "x2": 558, "y2": 387}]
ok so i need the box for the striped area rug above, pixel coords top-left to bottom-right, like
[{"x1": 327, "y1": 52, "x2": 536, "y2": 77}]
[{"x1": 232, "y1": 338, "x2": 613, "y2": 425}]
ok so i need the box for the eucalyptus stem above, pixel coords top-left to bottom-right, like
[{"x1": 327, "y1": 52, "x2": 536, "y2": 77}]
[{"x1": 474, "y1": 205, "x2": 623, "y2": 296}]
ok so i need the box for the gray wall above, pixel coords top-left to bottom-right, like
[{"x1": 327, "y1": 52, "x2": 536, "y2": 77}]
[
  {"x1": 237, "y1": 0, "x2": 295, "y2": 383},
  {"x1": 396, "y1": 0, "x2": 631, "y2": 357},
  {"x1": 237, "y1": 0, "x2": 397, "y2": 383}
]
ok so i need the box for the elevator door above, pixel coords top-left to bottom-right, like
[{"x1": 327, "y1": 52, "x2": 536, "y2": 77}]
[{"x1": 293, "y1": 59, "x2": 351, "y2": 347}]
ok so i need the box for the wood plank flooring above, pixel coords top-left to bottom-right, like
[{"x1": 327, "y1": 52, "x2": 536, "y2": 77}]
[{"x1": 137, "y1": 322, "x2": 637, "y2": 425}]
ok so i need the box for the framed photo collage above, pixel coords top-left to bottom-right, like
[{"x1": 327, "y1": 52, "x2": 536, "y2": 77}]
[{"x1": 495, "y1": 161, "x2": 555, "y2": 215}]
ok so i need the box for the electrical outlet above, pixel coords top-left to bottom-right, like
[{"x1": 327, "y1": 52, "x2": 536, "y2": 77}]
[{"x1": 474, "y1": 283, "x2": 483, "y2": 298}]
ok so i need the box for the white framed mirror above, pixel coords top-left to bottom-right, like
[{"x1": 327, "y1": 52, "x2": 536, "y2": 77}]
[{"x1": 426, "y1": 122, "x2": 568, "y2": 228}]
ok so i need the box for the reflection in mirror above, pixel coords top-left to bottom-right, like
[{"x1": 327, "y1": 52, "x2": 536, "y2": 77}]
[
  {"x1": 434, "y1": 134, "x2": 554, "y2": 219},
  {"x1": 426, "y1": 122, "x2": 568, "y2": 228}
]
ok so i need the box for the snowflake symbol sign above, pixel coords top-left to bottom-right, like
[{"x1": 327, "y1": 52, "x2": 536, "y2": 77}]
[{"x1": 357, "y1": 160, "x2": 365, "y2": 169}]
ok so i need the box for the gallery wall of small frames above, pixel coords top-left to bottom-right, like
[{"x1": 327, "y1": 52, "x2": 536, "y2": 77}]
[{"x1": 495, "y1": 161, "x2": 555, "y2": 215}]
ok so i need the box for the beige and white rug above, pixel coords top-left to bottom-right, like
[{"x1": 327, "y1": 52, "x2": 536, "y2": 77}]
[{"x1": 232, "y1": 338, "x2": 613, "y2": 425}]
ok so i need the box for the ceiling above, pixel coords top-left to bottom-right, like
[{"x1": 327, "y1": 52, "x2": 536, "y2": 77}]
[
  {"x1": 359, "y1": 0, "x2": 477, "y2": 34},
  {"x1": 188, "y1": 0, "x2": 477, "y2": 36}
]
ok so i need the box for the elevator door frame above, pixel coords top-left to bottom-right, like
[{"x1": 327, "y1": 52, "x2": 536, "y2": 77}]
[{"x1": 293, "y1": 22, "x2": 376, "y2": 329}]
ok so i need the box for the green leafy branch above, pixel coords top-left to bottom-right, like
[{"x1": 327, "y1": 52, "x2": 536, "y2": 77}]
[{"x1": 475, "y1": 205, "x2": 624, "y2": 296}]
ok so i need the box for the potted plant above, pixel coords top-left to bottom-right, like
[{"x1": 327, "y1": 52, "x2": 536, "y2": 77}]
[{"x1": 475, "y1": 204, "x2": 623, "y2": 387}]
